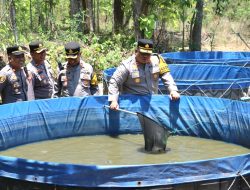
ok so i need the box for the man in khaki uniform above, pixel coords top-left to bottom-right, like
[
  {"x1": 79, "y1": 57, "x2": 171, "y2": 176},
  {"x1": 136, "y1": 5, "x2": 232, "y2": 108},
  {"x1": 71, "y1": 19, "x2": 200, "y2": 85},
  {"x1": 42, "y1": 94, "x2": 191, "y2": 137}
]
[
  {"x1": 108, "y1": 39, "x2": 180, "y2": 110},
  {"x1": 54, "y1": 42, "x2": 99, "y2": 97},
  {"x1": 27, "y1": 41, "x2": 55, "y2": 99},
  {"x1": 0, "y1": 46, "x2": 33, "y2": 104}
]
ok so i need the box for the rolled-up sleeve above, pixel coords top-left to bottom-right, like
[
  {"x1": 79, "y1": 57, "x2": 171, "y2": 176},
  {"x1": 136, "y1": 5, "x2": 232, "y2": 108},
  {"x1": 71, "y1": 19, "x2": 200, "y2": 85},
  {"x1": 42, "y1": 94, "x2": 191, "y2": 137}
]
[
  {"x1": 108, "y1": 64, "x2": 128, "y2": 102},
  {"x1": 161, "y1": 72, "x2": 178, "y2": 93}
]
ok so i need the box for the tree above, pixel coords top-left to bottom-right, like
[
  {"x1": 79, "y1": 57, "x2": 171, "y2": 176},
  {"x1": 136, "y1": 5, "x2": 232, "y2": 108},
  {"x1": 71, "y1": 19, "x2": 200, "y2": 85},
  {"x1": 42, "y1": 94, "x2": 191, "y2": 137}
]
[
  {"x1": 113, "y1": 0, "x2": 124, "y2": 33},
  {"x1": 189, "y1": 0, "x2": 203, "y2": 51},
  {"x1": 10, "y1": 0, "x2": 18, "y2": 43},
  {"x1": 132, "y1": 0, "x2": 142, "y2": 39},
  {"x1": 84, "y1": 0, "x2": 95, "y2": 33},
  {"x1": 132, "y1": 0, "x2": 150, "y2": 39},
  {"x1": 70, "y1": 0, "x2": 84, "y2": 35}
]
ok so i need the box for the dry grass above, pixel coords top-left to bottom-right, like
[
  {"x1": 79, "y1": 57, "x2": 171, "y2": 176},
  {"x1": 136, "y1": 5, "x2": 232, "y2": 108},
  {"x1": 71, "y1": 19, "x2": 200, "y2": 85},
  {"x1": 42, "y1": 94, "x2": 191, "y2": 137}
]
[{"x1": 202, "y1": 19, "x2": 250, "y2": 51}]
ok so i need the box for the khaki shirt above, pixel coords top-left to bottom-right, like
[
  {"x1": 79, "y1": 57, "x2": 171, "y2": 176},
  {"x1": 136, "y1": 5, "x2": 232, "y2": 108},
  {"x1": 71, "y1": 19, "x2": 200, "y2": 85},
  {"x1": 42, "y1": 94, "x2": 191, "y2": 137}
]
[
  {"x1": 27, "y1": 60, "x2": 55, "y2": 99},
  {"x1": 0, "y1": 65, "x2": 28, "y2": 104},
  {"x1": 54, "y1": 60, "x2": 99, "y2": 97},
  {"x1": 108, "y1": 54, "x2": 178, "y2": 102}
]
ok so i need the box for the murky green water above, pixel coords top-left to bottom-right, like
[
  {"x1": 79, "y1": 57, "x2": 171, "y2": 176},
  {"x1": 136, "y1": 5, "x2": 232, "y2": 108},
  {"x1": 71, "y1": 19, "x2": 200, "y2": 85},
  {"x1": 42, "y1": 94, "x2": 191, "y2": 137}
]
[{"x1": 0, "y1": 134, "x2": 249, "y2": 165}]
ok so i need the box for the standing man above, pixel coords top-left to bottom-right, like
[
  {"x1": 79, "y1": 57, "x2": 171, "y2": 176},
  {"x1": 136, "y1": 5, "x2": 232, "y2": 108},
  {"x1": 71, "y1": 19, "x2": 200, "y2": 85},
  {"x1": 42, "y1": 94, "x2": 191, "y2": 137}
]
[
  {"x1": 54, "y1": 41, "x2": 99, "y2": 97},
  {"x1": 0, "y1": 46, "x2": 32, "y2": 104},
  {"x1": 108, "y1": 39, "x2": 180, "y2": 110},
  {"x1": 27, "y1": 41, "x2": 55, "y2": 99}
]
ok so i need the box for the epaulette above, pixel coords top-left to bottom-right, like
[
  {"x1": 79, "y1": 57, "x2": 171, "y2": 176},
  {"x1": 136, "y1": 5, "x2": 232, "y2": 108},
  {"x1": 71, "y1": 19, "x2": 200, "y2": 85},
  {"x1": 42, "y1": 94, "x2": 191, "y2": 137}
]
[{"x1": 122, "y1": 56, "x2": 134, "y2": 66}]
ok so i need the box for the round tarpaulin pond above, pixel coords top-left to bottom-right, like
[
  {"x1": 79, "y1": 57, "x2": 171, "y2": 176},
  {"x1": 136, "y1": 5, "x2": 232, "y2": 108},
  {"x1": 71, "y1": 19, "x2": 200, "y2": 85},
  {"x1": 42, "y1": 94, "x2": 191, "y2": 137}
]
[
  {"x1": 0, "y1": 95, "x2": 249, "y2": 190},
  {"x1": 103, "y1": 64, "x2": 250, "y2": 100},
  {"x1": 161, "y1": 51, "x2": 250, "y2": 67}
]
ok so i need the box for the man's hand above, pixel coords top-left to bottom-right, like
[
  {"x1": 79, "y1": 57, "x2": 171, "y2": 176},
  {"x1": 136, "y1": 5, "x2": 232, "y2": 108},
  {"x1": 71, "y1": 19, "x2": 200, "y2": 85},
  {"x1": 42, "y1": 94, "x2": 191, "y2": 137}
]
[
  {"x1": 170, "y1": 91, "x2": 180, "y2": 101},
  {"x1": 110, "y1": 100, "x2": 119, "y2": 110}
]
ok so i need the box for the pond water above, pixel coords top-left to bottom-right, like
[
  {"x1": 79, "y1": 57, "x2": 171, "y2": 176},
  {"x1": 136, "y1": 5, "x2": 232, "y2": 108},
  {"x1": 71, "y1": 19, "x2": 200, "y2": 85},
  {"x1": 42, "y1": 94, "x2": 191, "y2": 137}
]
[{"x1": 0, "y1": 134, "x2": 249, "y2": 165}]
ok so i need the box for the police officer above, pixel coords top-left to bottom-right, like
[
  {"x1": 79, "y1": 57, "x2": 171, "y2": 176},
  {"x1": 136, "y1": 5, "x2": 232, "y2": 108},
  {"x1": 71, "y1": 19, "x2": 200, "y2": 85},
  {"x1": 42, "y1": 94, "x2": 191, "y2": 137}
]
[
  {"x1": 0, "y1": 46, "x2": 32, "y2": 104},
  {"x1": 54, "y1": 41, "x2": 99, "y2": 97},
  {"x1": 108, "y1": 39, "x2": 180, "y2": 110},
  {"x1": 27, "y1": 41, "x2": 55, "y2": 99}
]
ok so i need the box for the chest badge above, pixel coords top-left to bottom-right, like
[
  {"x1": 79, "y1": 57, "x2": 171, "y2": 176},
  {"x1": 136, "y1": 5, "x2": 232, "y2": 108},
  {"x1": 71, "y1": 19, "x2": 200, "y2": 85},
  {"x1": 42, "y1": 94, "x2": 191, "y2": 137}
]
[
  {"x1": 0, "y1": 75, "x2": 6, "y2": 83},
  {"x1": 134, "y1": 78, "x2": 140, "y2": 83},
  {"x1": 153, "y1": 73, "x2": 158, "y2": 79}
]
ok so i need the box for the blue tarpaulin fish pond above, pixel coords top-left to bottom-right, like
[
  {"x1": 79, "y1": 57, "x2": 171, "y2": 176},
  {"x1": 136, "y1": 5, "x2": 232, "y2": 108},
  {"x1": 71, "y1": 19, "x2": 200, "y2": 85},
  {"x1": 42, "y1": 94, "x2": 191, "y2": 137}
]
[
  {"x1": 0, "y1": 95, "x2": 249, "y2": 189},
  {"x1": 161, "y1": 51, "x2": 250, "y2": 67},
  {"x1": 103, "y1": 64, "x2": 250, "y2": 99}
]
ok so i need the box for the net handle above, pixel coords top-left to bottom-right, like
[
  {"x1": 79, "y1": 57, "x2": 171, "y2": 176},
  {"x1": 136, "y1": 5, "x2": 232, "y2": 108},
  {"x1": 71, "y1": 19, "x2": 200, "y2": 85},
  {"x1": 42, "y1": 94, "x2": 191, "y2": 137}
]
[{"x1": 104, "y1": 105, "x2": 138, "y2": 115}]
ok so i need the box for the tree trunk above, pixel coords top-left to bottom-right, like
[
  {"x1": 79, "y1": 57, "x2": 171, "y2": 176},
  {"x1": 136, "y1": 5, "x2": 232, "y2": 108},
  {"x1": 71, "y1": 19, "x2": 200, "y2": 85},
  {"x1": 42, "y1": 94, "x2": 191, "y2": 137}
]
[
  {"x1": 113, "y1": 0, "x2": 124, "y2": 33},
  {"x1": 29, "y1": 0, "x2": 33, "y2": 29},
  {"x1": 93, "y1": 0, "x2": 96, "y2": 31},
  {"x1": 96, "y1": 0, "x2": 100, "y2": 33},
  {"x1": 189, "y1": 0, "x2": 203, "y2": 51},
  {"x1": 181, "y1": 6, "x2": 185, "y2": 51},
  {"x1": 84, "y1": 0, "x2": 94, "y2": 33},
  {"x1": 132, "y1": 0, "x2": 142, "y2": 40},
  {"x1": 48, "y1": 0, "x2": 54, "y2": 32},
  {"x1": 123, "y1": 14, "x2": 131, "y2": 29},
  {"x1": 141, "y1": 0, "x2": 149, "y2": 16},
  {"x1": 70, "y1": 0, "x2": 84, "y2": 34},
  {"x1": 10, "y1": 0, "x2": 18, "y2": 43}
]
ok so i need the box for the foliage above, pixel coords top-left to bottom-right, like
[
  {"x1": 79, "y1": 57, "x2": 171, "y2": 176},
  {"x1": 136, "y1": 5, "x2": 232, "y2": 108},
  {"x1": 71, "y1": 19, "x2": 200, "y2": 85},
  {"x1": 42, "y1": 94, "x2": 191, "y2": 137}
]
[
  {"x1": 0, "y1": 0, "x2": 249, "y2": 73},
  {"x1": 224, "y1": 0, "x2": 250, "y2": 21},
  {"x1": 139, "y1": 15, "x2": 155, "y2": 39},
  {"x1": 82, "y1": 33, "x2": 135, "y2": 72}
]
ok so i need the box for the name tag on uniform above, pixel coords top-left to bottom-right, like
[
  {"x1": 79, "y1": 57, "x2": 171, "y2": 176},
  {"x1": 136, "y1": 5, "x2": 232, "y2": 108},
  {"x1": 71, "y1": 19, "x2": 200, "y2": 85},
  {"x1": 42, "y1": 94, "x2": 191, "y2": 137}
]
[
  {"x1": 80, "y1": 73, "x2": 91, "y2": 80},
  {"x1": 131, "y1": 71, "x2": 139, "y2": 78},
  {"x1": 152, "y1": 65, "x2": 159, "y2": 73},
  {"x1": 81, "y1": 70, "x2": 90, "y2": 75}
]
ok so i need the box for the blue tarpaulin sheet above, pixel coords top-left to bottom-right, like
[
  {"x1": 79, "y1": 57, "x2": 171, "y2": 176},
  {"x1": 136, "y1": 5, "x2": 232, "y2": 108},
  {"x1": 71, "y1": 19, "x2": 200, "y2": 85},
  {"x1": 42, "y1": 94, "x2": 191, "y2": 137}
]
[
  {"x1": 161, "y1": 51, "x2": 250, "y2": 66},
  {"x1": 103, "y1": 65, "x2": 250, "y2": 99},
  {"x1": 0, "y1": 95, "x2": 249, "y2": 188}
]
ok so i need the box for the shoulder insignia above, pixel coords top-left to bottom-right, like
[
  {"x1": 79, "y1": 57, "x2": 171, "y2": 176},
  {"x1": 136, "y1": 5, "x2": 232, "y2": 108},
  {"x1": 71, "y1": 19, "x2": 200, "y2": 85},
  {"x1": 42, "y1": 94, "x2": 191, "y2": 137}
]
[
  {"x1": 91, "y1": 73, "x2": 98, "y2": 85},
  {"x1": 0, "y1": 75, "x2": 6, "y2": 83},
  {"x1": 158, "y1": 55, "x2": 170, "y2": 75}
]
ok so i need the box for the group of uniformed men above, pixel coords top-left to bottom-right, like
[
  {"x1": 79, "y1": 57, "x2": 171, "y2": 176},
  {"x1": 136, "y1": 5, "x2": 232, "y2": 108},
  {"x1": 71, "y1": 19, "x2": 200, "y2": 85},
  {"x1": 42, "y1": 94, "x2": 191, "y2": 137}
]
[{"x1": 0, "y1": 39, "x2": 180, "y2": 105}]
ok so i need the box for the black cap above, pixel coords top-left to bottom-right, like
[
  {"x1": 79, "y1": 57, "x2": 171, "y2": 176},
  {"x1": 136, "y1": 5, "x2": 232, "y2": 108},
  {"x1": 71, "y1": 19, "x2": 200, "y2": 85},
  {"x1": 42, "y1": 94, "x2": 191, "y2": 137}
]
[
  {"x1": 6, "y1": 45, "x2": 25, "y2": 56},
  {"x1": 64, "y1": 42, "x2": 81, "y2": 59},
  {"x1": 29, "y1": 41, "x2": 47, "y2": 53},
  {"x1": 137, "y1": 39, "x2": 153, "y2": 54}
]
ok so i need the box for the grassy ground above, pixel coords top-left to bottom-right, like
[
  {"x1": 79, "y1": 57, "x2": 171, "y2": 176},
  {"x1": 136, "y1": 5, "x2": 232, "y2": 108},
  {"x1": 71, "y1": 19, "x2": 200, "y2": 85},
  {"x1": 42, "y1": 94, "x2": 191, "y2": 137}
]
[{"x1": 202, "y1": 19, "x2": 250, "y2": 51}]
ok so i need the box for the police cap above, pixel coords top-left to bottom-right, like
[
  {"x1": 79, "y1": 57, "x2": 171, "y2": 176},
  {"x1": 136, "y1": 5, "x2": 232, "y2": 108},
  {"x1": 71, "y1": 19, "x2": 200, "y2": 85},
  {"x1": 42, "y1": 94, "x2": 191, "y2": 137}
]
[
  {"x1": 29, "y1": 41, "x2": 47, "y2": 53},
  {"x1": 137, "y1": 39, "x2": 153, "y2": 54},
  {"x1": 65, "y1": 42, "x2": 81, "y2": 59},
  {"x1": 6, "y1": 45, "x2": 25, "y2": 56}
]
